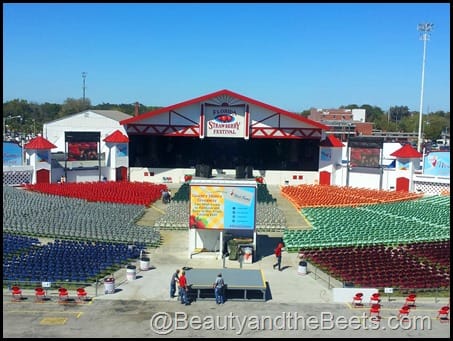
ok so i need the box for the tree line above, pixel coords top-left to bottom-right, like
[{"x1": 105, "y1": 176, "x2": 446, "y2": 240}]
[{"x1": 3, "y1": 97, "x2": 450, "y2": 141}]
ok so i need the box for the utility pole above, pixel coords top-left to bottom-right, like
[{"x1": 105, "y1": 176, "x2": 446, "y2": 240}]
[
  {"x1": 417, "y1": 23, "x2": 433, "y2": 153},
  {"x1": 82, "y1": 72, "x2": 87, "y2": 103}
]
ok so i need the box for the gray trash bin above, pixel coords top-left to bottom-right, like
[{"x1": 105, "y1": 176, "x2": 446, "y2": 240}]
[
  {"x1": 298, "y1": 261, "x2": 307, "y2": 275},
  {"x1": 126, "y1": 265, "x2": 136, "y2": 281},
  {"x1": 140, "y1": 257, "x2": 150, "y2": 271},
  {"x1": 104, "y1": 277, "x2": 115, "y2": 294}
]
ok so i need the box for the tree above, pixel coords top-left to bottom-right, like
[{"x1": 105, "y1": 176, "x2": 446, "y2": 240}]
[
  {"x1": 299, "y1": 109, "x2": 311, "y2": 117},
  {"x1": 58, "y1": 98, "x2": 91, "y2": 118},
  {"x1": 389, "y1": 106, "x2": 410, "y2": 123},
  {"x1": 341, "y1": 104, "x2": 359, "y2": 109},
  {"x1": 360, "y1": 105, "x2": 384, "y2": 123},
  {"x1": 423, "y1": 114, "x2": 450, "y2": 141}
]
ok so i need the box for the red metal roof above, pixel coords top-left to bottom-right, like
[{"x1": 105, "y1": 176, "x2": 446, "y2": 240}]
[
  {"x1": 103, "y1": 130, "x2": 129, "y2": 143},
  {"x1": 320, "y1": 135, "x2": 344, "y2": 148},
  {"x1": 390, "y1": 144, "x2": 422, "y2": 158},
  {"x1": 120, "y1": 89, "x2": 329, "y2": 130},
  {"x1": 23, "y1": 136, "x2": 57, "y2": 150}
]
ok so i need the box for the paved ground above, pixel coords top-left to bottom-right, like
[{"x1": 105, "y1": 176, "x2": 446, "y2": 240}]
[
  {"x1": 3, "y1": 186, "x2": 450, "y2": 338},
  {"x1": 3, "y1": 229, "x2": 450, "y2": 338}
]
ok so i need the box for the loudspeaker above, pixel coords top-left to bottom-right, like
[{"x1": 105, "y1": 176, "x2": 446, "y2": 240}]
[
  {"x1": 200, "y1": 164, "x2": 211, "y2": 178},
  {"x1": 195, "y1": 164, "x2": 202, "y2": 177},
  {"x1": 235, "y1": 166, "x2": 245, "y2": 179},
  {"x1": 245, "y1": 165, "x2": 253, "y2": 178}
]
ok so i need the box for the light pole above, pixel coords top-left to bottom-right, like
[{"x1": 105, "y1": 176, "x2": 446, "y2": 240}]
[
  {"x1": 82, "y1": 72, "x2": 87, "y2": 103},
  {"x1": 3, "y1": 115, "x2": 22, "y2": 139},
  {"x1": 417, "y1": 23, "x2": 433, "y2": 153}
]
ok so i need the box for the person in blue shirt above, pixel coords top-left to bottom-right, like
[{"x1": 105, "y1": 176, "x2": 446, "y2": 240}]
[{"x1": 213, "y1": 273, "x2": 225, "y2": 304}]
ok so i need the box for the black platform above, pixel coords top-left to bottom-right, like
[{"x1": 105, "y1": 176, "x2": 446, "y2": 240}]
[{"x1": 185, "y1": 268, "x2": 267, "y2": 301}]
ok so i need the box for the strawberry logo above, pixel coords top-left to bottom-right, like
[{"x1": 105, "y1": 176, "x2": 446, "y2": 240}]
[{"x1": 190, "y1": 215, "x2": 208, "y2": 229}]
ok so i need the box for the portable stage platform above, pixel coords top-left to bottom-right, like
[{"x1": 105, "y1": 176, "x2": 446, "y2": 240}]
[{"x1": 185, "y1": 268, "x2": 267, "y2": 302}]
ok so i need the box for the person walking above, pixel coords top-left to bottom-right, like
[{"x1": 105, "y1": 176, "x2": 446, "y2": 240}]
[
  {"x1": 170, "y1": 269, "x2": 180, "y2": 299},
  {"x1": 273, "y1": 242, "x2": 284, "y2": 271},
  {"x1": 213, "y1": 273, "x2": 225, "y2": 304},
  {"x1": 178, "y1": 270, "x2": 190, "y2": 305}
]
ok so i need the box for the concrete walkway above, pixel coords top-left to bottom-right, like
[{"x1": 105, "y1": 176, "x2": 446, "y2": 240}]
[
  {"x1": 93, "y1": 229, "x2": 336, "y2": 304},
  {"x1": 116, "y1": 184, "x2": 325, "y2": 303}
]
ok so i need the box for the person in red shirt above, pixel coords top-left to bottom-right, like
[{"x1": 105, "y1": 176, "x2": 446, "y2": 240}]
[
  {"x1": 178, "y1": 270, "x2": 190, "y2": 305},
  {"x1": 273, "y1": 242, "x2": 284, "y2": 271}
]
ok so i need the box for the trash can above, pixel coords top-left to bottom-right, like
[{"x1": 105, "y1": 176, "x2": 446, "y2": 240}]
[
  {"x1": 104, "y1": 277, "x2": 115, "y2": 294},
  {"x1": 140, "y1": 257, "x2": 150, "y2": 271},
  {"x1": 126, "y1": 265, "x2": 136, "y2": 281},
  {"x1": 298, "y1": 261, "x2": 307, "y2": 275}
]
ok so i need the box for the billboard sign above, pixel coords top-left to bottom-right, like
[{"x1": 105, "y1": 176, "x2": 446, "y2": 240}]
[
  {"x1": 423, "y1": 151, "x2": 450, "y2": 177},
  {"x1": 189, "y1": 181, "x2": 256, "y2": 230}
]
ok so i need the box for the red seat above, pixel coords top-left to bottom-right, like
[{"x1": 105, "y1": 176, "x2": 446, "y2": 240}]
[
  {"x1": 35, "y1": 287, "x2": 47, "y2": 302},
  {"x1": 437, "y1": 306, "x2": 450, "y2": 322},
  {"x1": 352, "y1": 292, "x2": 363, "y2": 307},
  {"x1": 405, "y1": 293, "x2": 417, "y2": 308},
  {"x1": 370, "y1": 292, "x2": 381, "y2": 305},
  {"x1": 58, "y1": 287, "x2": 69, "y2": 303},
  {"x1": 398, "y1": 305, "x2": 411, "y2": 320},
  {"x1": 11, "y1": 286, "x2": 22, "y2": 301},
  {"x1": 76, "y1": 288, "x2": 88, "y2": 302},
  {"x1": 369, "y1": 303, "x2": 381, "y2": 320}
]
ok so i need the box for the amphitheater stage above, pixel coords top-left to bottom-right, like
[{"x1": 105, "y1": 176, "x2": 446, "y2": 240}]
[{"x1": 185, "y1": 268, "x2": 267, "y2": 302}]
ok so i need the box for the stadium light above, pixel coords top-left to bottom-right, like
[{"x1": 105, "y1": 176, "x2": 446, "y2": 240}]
[{"x1": 417, "y1": 23, "x2": 433, "y2": 153}]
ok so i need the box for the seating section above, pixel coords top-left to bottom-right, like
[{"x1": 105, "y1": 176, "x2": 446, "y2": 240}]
[
  {"x1": 284, "y1": 196, "x2": 450, "y2": 250},
  {"x1": 281, "y1": 184, "x2": 423, "y2": 209},
  {"x1": 3, "y1": 186, "x2": 161, "y2": 245},
  {"x1": 3, "y1": 233, "x2": 40, "y2": 255},
  {"x1": 171, "y1": 183, "x2": 190, "y2": 202},
  {"x1": 256, "y1": 184, "x2": 277, "y2": 204},
  {"x1": 297, "y1": 241, "x2": 450, "y2": 290},
  {"x1": 24, "y1": 181, "x2": 167, "y2": 207},
  {"x1": 4, "y1": 180, "x2": 449, "y2": 292},
  {"x1": 3, "y1": 236, "x2": 145, "y2": 283}
]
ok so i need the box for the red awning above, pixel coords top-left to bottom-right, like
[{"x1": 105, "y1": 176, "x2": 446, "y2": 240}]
[
  {"x1": 103, "y1": 130, "x2": 129, "y2": 143},
  {"x1": 23, "y1": 136, "x2": 57, "y2": 150},
  {"x1": 320, "y1": 135, "x2": 344, "y2": 148},
  {"x1": 390, "y1": 144, "x2": 422, "y2": 158}
]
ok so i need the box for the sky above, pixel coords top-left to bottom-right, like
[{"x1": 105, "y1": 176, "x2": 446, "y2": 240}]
[{"x1": 3, "y1": 3, "x2": 450, "y2": 113}]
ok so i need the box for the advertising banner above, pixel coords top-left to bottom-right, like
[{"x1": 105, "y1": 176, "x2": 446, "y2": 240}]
[{"x1": 190, "y1": 184, "x2": 256, "y2": 230}]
